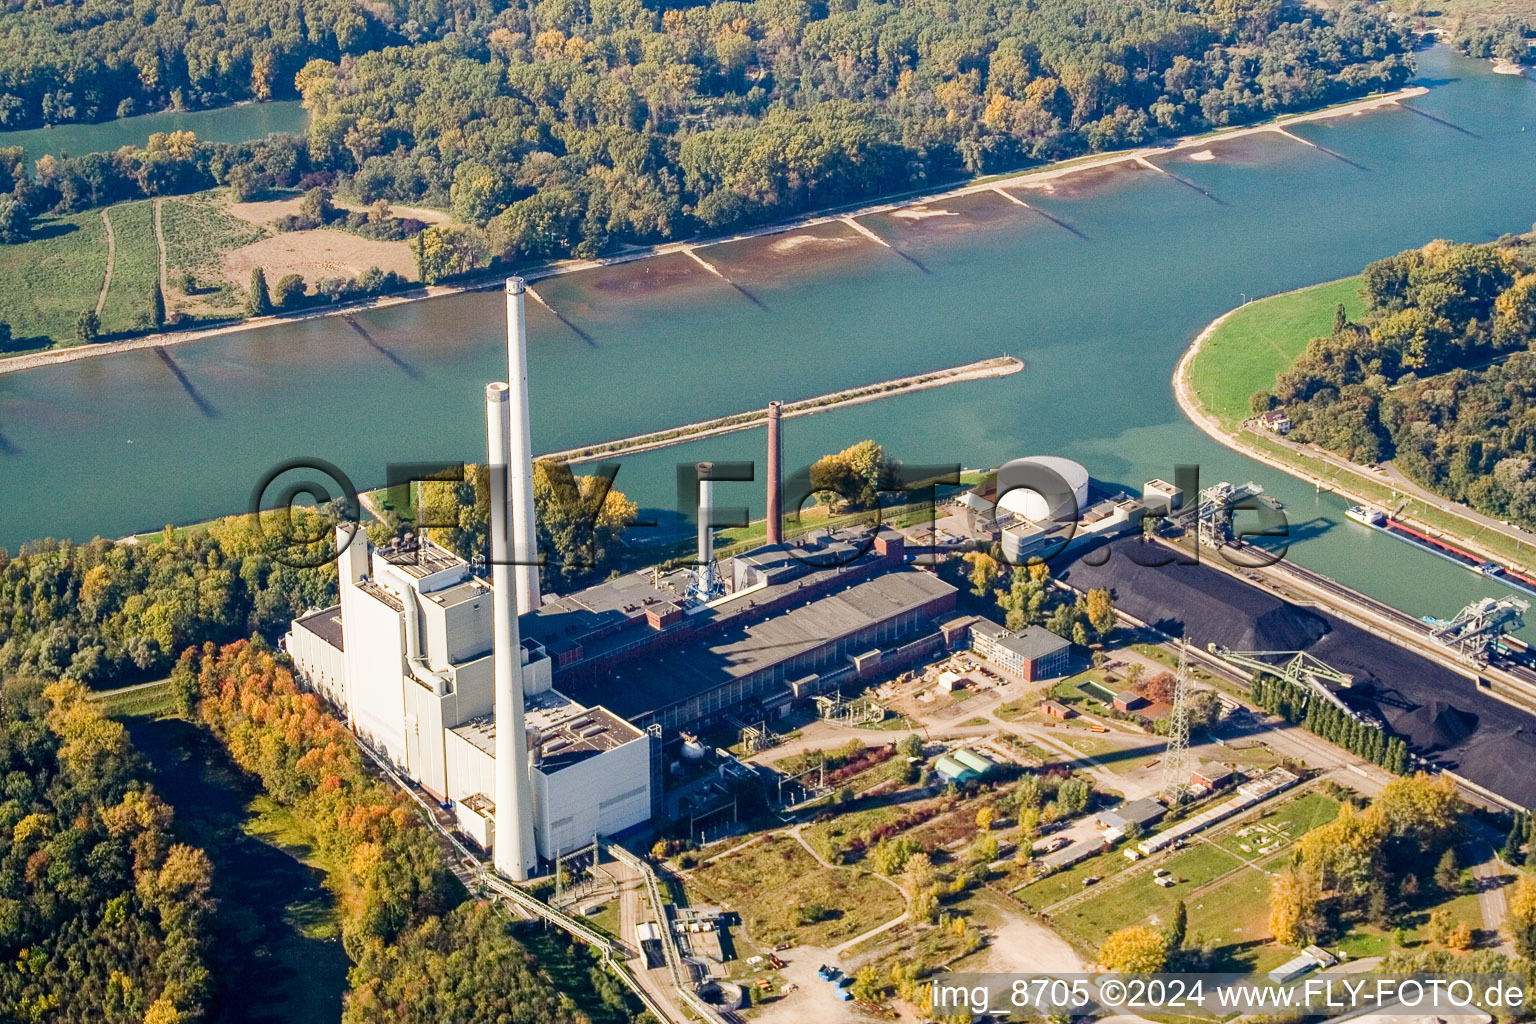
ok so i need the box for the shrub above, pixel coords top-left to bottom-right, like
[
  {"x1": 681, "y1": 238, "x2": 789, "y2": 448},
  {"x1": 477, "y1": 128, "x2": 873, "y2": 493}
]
[
  {"x1": 796, "y1": 903, "x2": 834, "y2": 925},
  {"x1": 273, "y1": 273, "x2": 307, "y2": 308}
]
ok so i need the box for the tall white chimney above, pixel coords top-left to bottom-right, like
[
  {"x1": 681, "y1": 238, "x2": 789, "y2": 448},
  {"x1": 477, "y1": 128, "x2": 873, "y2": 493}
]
[
  {"x1": 697, "y1": 461, "x2": 714, "y2": 566},
  {"x1": 505, "y1": 278, "x2": 541, "y2": 613},
  {"x1": 487, "y1": 382, "x2": 537, "y2": 881}
]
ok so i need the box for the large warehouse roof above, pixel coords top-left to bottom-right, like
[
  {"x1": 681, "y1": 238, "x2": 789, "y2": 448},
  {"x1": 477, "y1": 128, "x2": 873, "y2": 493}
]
[{"x1": 560, "y1": 568, "x2": 954, "y2": 721}]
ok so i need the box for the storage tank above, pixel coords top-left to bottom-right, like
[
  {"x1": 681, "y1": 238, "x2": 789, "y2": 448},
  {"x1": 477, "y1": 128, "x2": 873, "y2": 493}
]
[{"x1": 995, "y1": 456, "x2": 1090, "y2": 523}]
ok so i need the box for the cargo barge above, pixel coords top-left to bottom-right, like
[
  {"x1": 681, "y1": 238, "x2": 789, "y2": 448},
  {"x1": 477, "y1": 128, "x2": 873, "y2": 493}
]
[{"x1": 1345, "y1": 505, "x2": 1536, "y2": 597}]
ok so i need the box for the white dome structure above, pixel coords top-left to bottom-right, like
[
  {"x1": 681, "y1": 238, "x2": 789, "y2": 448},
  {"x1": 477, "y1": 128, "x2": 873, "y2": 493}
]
[{"x1": 995, "y1": 456, "x2": 1091, "y2": 523}]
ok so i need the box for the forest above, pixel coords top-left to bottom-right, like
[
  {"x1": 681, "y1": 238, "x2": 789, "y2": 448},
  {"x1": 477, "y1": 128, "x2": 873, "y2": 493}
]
[
  {"x1": 172, "y1": 639, "x2": 587, "y2": 1024},
  {"x1": 1268, "y1": 773, "x2": 1463, "y2": 945},
  {"x1": 0, "y1": 0, "x2": 1418, "y2": 282},
  {"x1": 0, "y1": 0, "x2": 504, "y2": 129},
  {"x1": 1252, "y1": 233, "x2": 1536, "y2": 528},
  {"x1": 0, "y1": 677, "x2": 215, "y2": 1023},
  {"x1": 0, "y1": 519, "x2": 338, "y2": 688},
  {"x1": 0, "y1": 459, "x2": 646, "y2": 688}
]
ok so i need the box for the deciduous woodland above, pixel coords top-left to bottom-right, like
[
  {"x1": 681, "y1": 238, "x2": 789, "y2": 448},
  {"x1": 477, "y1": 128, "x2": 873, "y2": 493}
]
[
  {"x1": 173, "y1": 640, "x2": 586, "y2": 1024},
  {"x1": 0, "y1": 679, "x2": 215, "y2": 1024},
  {"x1": 1252, "y1": 232, "x2": 1536, "y2": 527},
  {"x1": 0, "y1": 0, "x2": 1417, "y2": 280}
]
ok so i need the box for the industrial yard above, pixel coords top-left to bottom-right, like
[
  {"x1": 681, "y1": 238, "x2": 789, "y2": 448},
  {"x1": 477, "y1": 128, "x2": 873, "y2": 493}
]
[{"x1": 269, "y1": 281, "x2": 1532, "y2": 1024}]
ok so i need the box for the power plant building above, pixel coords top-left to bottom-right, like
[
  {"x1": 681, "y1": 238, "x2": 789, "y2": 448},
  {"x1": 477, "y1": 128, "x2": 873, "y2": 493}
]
[{"x1": 282, "y1": 278, "x2": 962, "y2": 874}]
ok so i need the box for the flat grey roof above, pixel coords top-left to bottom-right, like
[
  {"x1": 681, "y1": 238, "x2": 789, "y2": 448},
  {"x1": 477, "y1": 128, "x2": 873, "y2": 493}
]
[
  {"x1": 295, "y1": 605, "x2": 345, "y2": 651},
  {"x1": 421, "y1": 577, "x2": 490, "y2": 608},
  {"x1": 450, "y1": 694, "x2": 643, "y2": 773},
  {"x1": 974, "y1": 621, "x2": 1071, "y2": 661},
  {"x1": 376, "y1": 537, "x2": 466, "y2": 578},
  {"x1": 521, "y1": 527, "x2": 910, "y2": 662},
  {"x1": 562, "y1": 567, "x2": 954, "y2": 720}
]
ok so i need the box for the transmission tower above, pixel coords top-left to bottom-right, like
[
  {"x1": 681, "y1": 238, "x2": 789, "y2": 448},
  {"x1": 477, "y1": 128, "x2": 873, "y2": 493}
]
[{"x1": 1160, "y1": 641, "x2": 1192, "y2": 804}]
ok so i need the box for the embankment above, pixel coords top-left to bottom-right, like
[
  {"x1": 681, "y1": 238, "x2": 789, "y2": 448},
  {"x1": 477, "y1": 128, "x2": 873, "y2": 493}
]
[
  {"x1": 0, "y1": 85, "x2": 1426, "y2": 378},
  {"x1": 1174, "y1": 292, "x2": 1536, "y2": 574}
]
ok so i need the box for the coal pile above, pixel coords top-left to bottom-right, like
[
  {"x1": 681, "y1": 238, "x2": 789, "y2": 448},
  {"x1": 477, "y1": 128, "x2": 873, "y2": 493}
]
[{"x1": 1059, "y1": 542, "x2": 1536, "y2": 808}]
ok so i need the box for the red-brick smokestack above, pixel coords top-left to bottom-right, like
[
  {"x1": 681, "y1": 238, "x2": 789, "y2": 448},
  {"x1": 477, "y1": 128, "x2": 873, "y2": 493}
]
[{"x1": 766, "y1": 401, "x2": 783, "y2": 545}]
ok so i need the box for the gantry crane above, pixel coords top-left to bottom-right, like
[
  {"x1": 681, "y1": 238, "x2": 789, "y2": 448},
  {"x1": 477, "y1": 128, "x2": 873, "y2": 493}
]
[
  {"x1": 1205, "y1": 644, "x2": 1360, "y2": 718},
  {"x1": 1426, "y1": 596, "x2": 1529, "y2": 666}
]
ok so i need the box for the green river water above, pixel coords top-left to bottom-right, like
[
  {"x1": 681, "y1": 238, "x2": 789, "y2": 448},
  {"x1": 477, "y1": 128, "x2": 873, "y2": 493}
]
[
  {"x1": 0, "y1": 100, "x2": 308, "y2": 163},
  {"x1": 1, "y1": 46, "x2": 1535, "y2": 631}
]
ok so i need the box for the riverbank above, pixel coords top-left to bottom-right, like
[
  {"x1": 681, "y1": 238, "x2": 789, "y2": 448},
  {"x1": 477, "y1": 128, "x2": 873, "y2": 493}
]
[
  {"x1": 0, "y1": 84, "x2": 1427, "y2": 379},
  {"x1": 545, "y1": 355, "x2": 1023, "y2": 464},
  {"x1": 1174, "y1": 283, "x2": 1536, "y2": 575}
]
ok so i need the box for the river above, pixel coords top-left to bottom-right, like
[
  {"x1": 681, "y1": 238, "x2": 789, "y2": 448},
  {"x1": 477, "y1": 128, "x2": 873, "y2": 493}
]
[
  {"x1": 1, "y1": 46, "x2": 1534, "y2": 633},
  {"x1": 0, "y1": 99, "x2": 307, "y2": 163}
]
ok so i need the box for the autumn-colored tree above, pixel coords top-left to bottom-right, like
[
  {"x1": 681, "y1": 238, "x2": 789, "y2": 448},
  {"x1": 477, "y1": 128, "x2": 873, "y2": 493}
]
[
  {"x1": 1144, "y1": 671, "x2": 1177, "y2": 703},
  {"x1": 1269, "y1": 867, "x2": 1317, "y2": 946},
  {"x1": 871, "y1": 837, "x2": 921, "y2": 876},
  {"x1": 1085, "y1": 588, "x2": 1116, "y2": 635},
  {"x1": 976, "y1": 807, "x2": 995, "y2": 831},
  {"x1": 850, "y1": 964, "x2": 884, "y2": 1002},
  {"x1": 902, "y1": 851, "x2": 936, "y2": 892},
  {"x1": 810, "y1": 440, "x2": 888, "y2": 510},
  {"x1": 964, "y1": 551, "x2": 999, "y2": 597},
  {"x1": 1507, "y1": 873, "x2": 1536, "y2": 956},
  {"x1": 909, "y1": 887, "x2": 938, "y2": 925},
  {"x1": 1098, "y1": 925, "x2": 1169, "y2": 973}
]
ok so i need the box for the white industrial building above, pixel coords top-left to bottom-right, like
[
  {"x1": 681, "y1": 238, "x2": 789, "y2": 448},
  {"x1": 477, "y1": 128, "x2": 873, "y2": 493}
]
[
  {"x1": 282, "y1": 276, "x2": 967, "y2": 879},
  {"x1": 287, "y1": 530, "x2": 653, "y2": 863},
  {"x1": 284, "y1": 279, "x2": 653, "y2": 878}
]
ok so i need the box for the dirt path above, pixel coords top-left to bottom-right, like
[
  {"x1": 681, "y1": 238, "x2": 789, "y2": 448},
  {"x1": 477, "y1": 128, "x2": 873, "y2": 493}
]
[
  {"x1": 95, "y1": 209, "x2": 116, "y2": 315},
  {"x1": 830, "y1": 910, "x2": 909, "y2": 956},
  {"x1": 153, "y1": 198, "x2": 168, "y2": 295}
]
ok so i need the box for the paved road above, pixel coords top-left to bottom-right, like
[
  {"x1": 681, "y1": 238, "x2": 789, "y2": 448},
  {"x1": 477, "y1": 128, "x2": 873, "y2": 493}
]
[{"x1": 1464, "y1": 828, "x2": 1515, "y2": 954}]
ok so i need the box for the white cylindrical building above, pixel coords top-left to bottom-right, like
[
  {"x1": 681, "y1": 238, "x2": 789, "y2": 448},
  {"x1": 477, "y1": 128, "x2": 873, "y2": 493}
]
[
  {"x1": 505, "y1": 278, "x2": 541, "y2": 613},
  {"x1": 487, "y1": 382, "x2": 537, "y2": 880},
  {"x1": 996, "y1": 455, "x2": 1091, "y2": 522}
]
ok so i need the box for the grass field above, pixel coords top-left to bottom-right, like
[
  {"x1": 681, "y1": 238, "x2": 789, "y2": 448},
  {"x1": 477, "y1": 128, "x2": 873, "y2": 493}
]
[
  {"x1": 90, "y1": 679, "x2": 176, "y2": 718},
  {"x1": 161, "y1": 194, "x2": 267, "y2": 278},
  {"x1": 1051, "y1": 843, "x2": 1244, "y2": 947},
  {"x1": 1183, "y1": 276, "x2": 1536, "y2": 572},
  {"x1": 1187, "y1": 276, "x2": 1365, "y2": 429},
  {"x1": 0, "y1": 209, "x2": 109, "y2": 346},
  {"x1": 97, "y1": 200, "x2": 162, "y2": 336},
  {"x1": 1214, "y1": 792, "x2": 1340, "y2": 860},
  {"x1": 1184, "y1": 852, "x2": 1287, "y2": 971},
  {"x1": 687, "y1": 834, "x2": 905, "y2": 947},
  {"x1": 1014, "y1": 852, "x2": 1134, "y2": 911},
  {"x1": 159, "y1": 194, "x2": 266, "y2": 318}
]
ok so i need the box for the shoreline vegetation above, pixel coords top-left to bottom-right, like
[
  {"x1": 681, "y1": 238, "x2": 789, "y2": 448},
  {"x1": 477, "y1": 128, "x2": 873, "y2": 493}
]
[
  {"x1": 1175, "y1": 281, "x2": 1536, "y2": 575},
  {"x1": 0, "y1": 85, "x2": 1426, "y2": 379}
]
